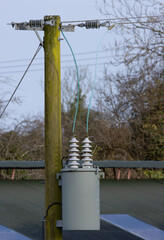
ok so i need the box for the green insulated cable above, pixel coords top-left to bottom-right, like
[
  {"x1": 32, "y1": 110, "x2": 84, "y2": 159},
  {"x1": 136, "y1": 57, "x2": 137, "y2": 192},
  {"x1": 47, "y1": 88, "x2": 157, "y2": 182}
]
[
  {"x1": 60, "y1": 30, "x2": 80, "y2": 134},
  {"x1": 86, "y1": 25, "x2": 115, "y2": 134}
]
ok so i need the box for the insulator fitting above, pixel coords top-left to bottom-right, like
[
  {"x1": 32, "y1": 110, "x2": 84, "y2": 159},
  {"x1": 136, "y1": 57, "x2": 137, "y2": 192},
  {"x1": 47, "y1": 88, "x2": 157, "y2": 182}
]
[
  {"x1": 86, "y1": 21, "x2": 100, "y2": 29},
  {"x1": 77, "y1": 20, "x2": 110, "y2": 29},
  {"x1": 29, "y1": 20, "x2": 44, "y2": 28},
  {"x1": 81, "y1": 137, "x2": 93, "y2": 168},
  {"x1": 10, "y1": 19, "x2": 55, "y2": 31},
  {"x1": 67, "y1": 137, "x2": 80, "y2": 169}
]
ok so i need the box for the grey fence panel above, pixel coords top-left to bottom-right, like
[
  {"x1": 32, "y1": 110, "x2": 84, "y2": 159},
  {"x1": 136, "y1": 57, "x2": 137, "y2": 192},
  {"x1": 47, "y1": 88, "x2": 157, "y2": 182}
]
[
  {"x1": 0, "y1": 160, "x2": 163, "y2": 169},
  {"x1": 94, "y1": 160, "x2": 164, "y2": 169},
  {"x1": 0, "y1": 160, "x2": 45, "y2": 169}
]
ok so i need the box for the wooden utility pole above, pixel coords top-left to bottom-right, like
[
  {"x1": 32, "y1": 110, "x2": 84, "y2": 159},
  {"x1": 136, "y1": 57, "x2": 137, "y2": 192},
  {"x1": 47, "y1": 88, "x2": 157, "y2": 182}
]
[{"x1": 44, "y1": 15, "x2": 62, "y2": 240}]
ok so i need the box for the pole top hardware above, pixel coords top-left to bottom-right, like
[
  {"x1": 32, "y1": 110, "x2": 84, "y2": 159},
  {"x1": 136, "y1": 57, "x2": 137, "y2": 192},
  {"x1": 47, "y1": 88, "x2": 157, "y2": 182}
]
[
  {"x1": 9, "y1": 19, "x2": 55, "y2": 31},
  {"x1": 59, "y1": 24, "x2": 75, "y2": 32},
  {"x1": 9, "y1": 19, "x2": 111, "y2": 32},
  {"x1": 60, "y1": 20, "x2": 111, "y2": 31},
  {"x1": 77, "y1": 20, "x2": 110, "y2": 29}
]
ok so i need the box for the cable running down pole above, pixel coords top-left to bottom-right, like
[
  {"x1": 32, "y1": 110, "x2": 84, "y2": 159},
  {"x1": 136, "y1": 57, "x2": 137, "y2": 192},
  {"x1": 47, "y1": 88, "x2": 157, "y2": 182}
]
[{"x1": 60, "y1": 30, "x2": 80, "y2": 134}]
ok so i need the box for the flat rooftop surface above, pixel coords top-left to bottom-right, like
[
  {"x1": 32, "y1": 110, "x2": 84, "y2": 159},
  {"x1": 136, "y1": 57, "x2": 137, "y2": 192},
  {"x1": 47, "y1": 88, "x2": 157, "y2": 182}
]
[{"x1": 0, "y1": 179, "x2": 164, "y2": 239}]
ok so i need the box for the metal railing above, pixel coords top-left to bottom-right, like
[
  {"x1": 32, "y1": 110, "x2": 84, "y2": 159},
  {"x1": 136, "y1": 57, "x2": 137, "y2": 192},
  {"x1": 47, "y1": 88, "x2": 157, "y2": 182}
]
[{"x1": 0, "y1": 160, "x2": 163, "y2": 180}]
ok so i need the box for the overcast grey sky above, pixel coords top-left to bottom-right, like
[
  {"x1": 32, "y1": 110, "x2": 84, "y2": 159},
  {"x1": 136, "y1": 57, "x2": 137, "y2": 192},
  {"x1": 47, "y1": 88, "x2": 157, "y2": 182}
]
[{"x1": 0, "y1": 0, "x2": 117, "y2": 128}]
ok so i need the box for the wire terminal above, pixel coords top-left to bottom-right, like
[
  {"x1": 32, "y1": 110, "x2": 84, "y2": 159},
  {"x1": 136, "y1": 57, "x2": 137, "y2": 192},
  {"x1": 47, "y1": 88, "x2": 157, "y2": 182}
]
[{"x1": 77, "y1": 20, "x2": 110, "y2": 29}]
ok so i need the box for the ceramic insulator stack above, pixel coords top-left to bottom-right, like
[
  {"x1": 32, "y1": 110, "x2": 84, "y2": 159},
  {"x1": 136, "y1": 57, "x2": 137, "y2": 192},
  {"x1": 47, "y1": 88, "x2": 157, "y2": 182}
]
[
  {"x1": 67, "y1": 137, "x2": 80, "y2": 169},
  {"x1": 81, "y1": 137, "x2": 93, "y2": 168}
]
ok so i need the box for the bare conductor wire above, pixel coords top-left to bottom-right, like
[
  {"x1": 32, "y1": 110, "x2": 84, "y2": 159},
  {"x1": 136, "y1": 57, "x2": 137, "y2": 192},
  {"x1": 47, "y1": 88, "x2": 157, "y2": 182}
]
[{"x1": 0, "y1": 44, "x2": 42, "y2": 119}]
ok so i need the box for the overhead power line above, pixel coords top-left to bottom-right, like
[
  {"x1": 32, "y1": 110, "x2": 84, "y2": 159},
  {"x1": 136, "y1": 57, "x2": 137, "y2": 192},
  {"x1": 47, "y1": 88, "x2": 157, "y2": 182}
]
[
  {"x1": 0, "y1": 44, "x2": 42, "y2": 119},
  {"x1": 0, "y1": 49, "x2": 123, "y2": 74},
  {"x1": 61, "y1": 15, "x2": 163, "y2": 24},
  {"x1": 0, "y1": 62, "x2": 112, "y2": 75},
  {"x1": 0, "y1": 48, "x2": 123, "y2": 65},
  {"x1": 0, "y1": 55, "x2": 116, "y2": 70}
]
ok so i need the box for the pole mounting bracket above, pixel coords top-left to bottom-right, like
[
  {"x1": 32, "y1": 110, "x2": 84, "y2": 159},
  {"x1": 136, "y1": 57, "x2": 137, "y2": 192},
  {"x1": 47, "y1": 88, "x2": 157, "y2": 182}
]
[
  {"x1": 8, "y1": 19, "x2": 55, "y2": 31},
  {"x1": 33, "y1": 29, "x2": 43, "y2": 46}
]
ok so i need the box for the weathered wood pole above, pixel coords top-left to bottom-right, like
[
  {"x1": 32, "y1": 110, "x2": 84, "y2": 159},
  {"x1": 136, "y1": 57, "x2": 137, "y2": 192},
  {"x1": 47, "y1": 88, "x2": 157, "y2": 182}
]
[{"x1": 44, "y1": 15, "x2": 62, "y2": 240}]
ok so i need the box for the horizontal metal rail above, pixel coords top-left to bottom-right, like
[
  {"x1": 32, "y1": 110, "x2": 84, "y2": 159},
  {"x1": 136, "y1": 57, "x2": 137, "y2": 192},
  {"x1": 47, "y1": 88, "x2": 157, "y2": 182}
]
[
  {"x1": 0, "y1": 160, "x2": 45, "y2": 169},
  {"x1": 94, "y1": 160, "x2": 164, "y2": 169},
  {"x1": 0, "y1": 160, "x2": 164, "y2": 169}
]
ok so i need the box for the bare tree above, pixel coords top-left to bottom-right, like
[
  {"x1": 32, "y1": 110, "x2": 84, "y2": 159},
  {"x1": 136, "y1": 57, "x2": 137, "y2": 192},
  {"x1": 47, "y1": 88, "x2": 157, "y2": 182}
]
[
  {"x1": 0, "y1": 76, "x2": 21, "y2": 124},
  {"x1": 0, "y1": 115, "x2": 44, "y2": 161},
  {"x1": 61, "y1": 67, "x2": 91, "y2": 112},
  {"x1": 95, "y1": 0, "x2": 164, "y2": 160},
  {"x1": 98, "y1": 0, "x2": 163, "y2": 73}
]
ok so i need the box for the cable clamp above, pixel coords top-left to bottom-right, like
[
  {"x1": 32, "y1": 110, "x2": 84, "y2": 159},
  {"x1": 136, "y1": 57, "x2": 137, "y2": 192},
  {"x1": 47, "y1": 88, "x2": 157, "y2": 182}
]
[
  {"x1": 44, "y1": 19, "x2": 55, "y2": 26},
  {"x1": 59, "y1": 24, "x2": 75, "y2": 32},
  {"x1": 56, "y1": 220, "x2": 62, "y2": 228},
  {"x1": 56, "y1": 173, "x2": 62, "y2": 186}
]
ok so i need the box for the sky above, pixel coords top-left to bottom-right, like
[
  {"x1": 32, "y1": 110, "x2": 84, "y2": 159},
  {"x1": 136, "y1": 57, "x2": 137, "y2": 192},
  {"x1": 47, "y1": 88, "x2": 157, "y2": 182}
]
[{"x1": 0, "y1": 0, "x2": 117, "y2": 128}]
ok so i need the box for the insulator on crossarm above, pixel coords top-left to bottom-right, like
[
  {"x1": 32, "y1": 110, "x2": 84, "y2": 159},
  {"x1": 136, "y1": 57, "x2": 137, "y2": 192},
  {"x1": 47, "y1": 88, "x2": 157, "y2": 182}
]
[
  {"x1": 86, "y1": 21, "x2": 100, "y2": 29},
  {"x1": 67, "y1": 137, "x2": 80, "y2": 169},
  {"x1": 81, "y1": 137, "x2": 93, "y2": 168}
]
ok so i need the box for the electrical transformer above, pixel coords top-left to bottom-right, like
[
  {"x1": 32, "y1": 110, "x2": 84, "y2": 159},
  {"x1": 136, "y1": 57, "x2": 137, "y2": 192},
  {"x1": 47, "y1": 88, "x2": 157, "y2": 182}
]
[{"x1": 61, "y1": 168, "x2": 100, "y2": 230}]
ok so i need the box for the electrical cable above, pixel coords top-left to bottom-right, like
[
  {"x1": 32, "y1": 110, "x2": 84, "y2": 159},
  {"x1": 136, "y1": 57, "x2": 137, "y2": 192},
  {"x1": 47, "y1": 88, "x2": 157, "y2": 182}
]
[
  {"x1": 61, "y1": 15, "x2": 163, "y2": 24},
  {"x1": 60, "y1": 29, "x2": 80, "y2": 134},
  {"x1": 0, "y1": 55, "x2": 115, "y2": 69},
  {"x1": 2, "y1": 37, "x2": 162, "y2": 66},
  {"x1": 42, "y1": 202, "x2": 61, "y2": 240},
  {"x1": 0, "y1": 62, "x2": 109, "y2": 75},
  {"x1": 0, "y1": 44, "x2": 42, "y2": 119},
  {"x1": 86, "y1": 25, "x2": 115, "y2": 134},
  {"x1": 0, "y1": 47, "x2": 126, "y2": 65}
]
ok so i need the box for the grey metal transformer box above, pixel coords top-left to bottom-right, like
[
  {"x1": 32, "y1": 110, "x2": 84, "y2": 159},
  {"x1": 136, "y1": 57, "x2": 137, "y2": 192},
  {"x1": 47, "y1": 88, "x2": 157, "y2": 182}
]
[{"x1": 61, "y1": 168, "x2": 100, "y2": 230}]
